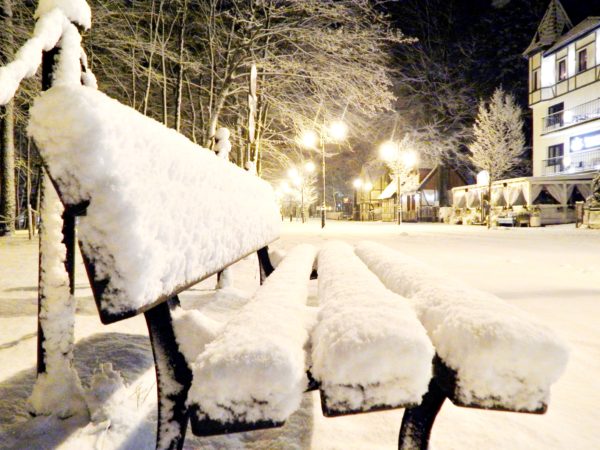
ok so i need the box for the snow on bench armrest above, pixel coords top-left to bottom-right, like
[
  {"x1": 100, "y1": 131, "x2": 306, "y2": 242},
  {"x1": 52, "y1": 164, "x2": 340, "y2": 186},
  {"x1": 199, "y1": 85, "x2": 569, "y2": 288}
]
[
  {"x1": 188, "y1": 244, "x2": 317, "y2": 426},
  {"x1": 312, "y1": 241, "x2": 434, "y2": 415},
  {"x1": 355, "y1": 241, "x2": 569, "y2": 412},
  {"x1": 28, "y1": 85, "x2": 280, "y2": 321}
]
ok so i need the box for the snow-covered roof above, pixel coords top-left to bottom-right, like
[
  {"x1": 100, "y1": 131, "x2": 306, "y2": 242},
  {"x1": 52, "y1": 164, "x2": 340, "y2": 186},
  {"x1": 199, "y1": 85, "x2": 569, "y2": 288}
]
[
  {"x1": 544, "y1": 17, "x2": 600, "y2": 55},
  {"x1": 523, "y1": 0, "x2": 572, "y2": 57},
  {"x1": 378, "y1": 181, "x2": 397, "y2": 200}
]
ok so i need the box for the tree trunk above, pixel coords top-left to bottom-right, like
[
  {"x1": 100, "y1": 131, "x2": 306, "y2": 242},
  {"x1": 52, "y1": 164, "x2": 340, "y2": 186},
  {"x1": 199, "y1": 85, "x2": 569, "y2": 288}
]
[
  {"x1": 0, "y1": 0, "x2": 16, "y2": 235},
  {"x1": 175, "y1": 0, "x2": 188, "y2": 133}
]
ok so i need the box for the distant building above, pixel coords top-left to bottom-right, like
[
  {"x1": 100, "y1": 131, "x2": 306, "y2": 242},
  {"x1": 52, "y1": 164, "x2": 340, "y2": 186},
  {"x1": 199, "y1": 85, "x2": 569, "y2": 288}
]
[
  {"x1": 355, "y1": 161, "x2": 388, "y2": 221},
  {"x1": 451, "y1": 1, "x2": 596, "y2": 226},
  {"x1": 524, "y1": 0, "x2": 600, "y2": 177},
  {"x1": 354, "y1": 160, "x2": 466, "y2": 222},
  {"x1": 379, "y1": 165, "x2": 466, "y2": 222}
]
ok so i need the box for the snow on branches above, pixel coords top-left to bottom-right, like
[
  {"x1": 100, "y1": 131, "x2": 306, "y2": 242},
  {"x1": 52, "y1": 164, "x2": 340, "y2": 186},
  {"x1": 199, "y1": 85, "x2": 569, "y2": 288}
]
[{"x1": 469, "y1": 87, "x2": 526, "y2": 181}]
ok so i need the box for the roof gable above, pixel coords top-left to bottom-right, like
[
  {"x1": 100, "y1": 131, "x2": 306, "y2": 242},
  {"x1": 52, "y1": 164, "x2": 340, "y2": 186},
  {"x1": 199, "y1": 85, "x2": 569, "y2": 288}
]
[{"x1": 524, "y1": 0, "x2": 573, "y2": 57}]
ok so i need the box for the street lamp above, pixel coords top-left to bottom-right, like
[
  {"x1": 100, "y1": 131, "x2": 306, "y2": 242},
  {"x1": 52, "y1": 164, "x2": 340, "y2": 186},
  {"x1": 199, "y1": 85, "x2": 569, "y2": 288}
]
[
  {"x1": 353, "y1": 178, "x2": 362, "y2": 220},
  {"x1": 363, "y1": 181, "x2": 373, "y2": 221},
  {"x1": 477, "y1": 170, "x2": 491, "y2": 228},
  {"x1": 380, "y1": 140, "x2": 418, "y2": 225},
  {"x1": 300, "y1": 120, "x2": 347, "y2": 229}
]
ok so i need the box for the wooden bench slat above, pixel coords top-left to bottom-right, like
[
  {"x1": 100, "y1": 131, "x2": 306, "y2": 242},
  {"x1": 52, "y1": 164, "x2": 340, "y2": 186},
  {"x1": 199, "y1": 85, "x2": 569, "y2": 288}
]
[
  {"x1": 313, "y1": 241, "x2": 434, "y2": 416},
  {"x1": 355, "y1": 240, "x2": 569, "y2": 413}
]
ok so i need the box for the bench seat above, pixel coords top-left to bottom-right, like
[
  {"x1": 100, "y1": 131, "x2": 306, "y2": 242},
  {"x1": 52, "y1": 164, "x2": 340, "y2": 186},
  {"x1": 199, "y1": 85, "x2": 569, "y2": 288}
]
[
  {"x1": 187, "y1": 244, "x2": 317, "y2": 435},
  {"x1": 313, "y1": 241, "x2": 434, "y2": 416},
  {"x1": 28, "y1": 85, "x2": 280, "y2": 323},
  {"x1": 355, "y1": 241, "x2": 569, "y2": 413}
]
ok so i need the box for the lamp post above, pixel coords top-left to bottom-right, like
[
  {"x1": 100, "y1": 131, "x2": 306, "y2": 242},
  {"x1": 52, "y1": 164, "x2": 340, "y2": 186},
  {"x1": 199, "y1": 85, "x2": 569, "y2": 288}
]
[
  {"x1": 363, "y1": 181, "x2": 373, "y2": 221},
  {"x1": 380, "y1": 140, "x2": 418, "y2": 225},
  {"x1": 353, "y1": 178, "x2": 362, "y2": 220},
  {"x1": 477, "y1": 170, "x2": 491, "y2": 228},
  {"x1": 300, "y1": 120, "x2": 347, "y2": 229}
]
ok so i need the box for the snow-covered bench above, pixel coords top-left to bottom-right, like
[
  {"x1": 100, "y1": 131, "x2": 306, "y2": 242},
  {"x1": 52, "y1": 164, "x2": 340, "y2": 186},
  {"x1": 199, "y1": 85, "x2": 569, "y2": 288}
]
[
  {"x1": 29, "y1": 83, "x2": 284, "y2": 449},
  {"x1": 355, "y1": 241, "x2": 569, "y2": 449}
]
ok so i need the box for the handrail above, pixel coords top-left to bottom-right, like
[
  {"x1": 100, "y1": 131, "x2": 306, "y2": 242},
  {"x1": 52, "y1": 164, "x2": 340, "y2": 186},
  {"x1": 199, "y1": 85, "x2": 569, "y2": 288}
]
[{"x1": 541, "y1": 97, "x2": 600, "y2": 134}]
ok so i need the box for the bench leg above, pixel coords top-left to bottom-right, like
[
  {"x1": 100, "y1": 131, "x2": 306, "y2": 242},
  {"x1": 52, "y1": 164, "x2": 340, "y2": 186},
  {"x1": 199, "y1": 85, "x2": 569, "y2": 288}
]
[
  {"x1": 257, "y1": 246, "x2": 275, "y2": 284},
  {"x1": 398, "y1": 380, "x2": 446, "y2": 450},
  {"x1": 145, "y1": 297, "x2": 193, "y2": 450}
]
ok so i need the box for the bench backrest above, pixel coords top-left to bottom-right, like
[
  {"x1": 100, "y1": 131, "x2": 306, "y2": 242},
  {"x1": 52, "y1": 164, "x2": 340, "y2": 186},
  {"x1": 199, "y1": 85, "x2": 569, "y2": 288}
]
[{"x1": 29, "y1": 85, "x2": 280, "y2": 324}]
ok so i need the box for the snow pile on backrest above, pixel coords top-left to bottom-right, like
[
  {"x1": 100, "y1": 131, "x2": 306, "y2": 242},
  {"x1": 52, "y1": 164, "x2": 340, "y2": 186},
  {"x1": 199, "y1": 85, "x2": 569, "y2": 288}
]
[
  {"x1": 312, "y1": 241, "x2": 434, "y2": 413},
  {"x1": 355, "y1": 241, "x2": 569, "y2": 412},
  {"x1": 188, "y1": 244, "x2": 317, "y2": 424},
  {"x1": 0, "y1": 9, "x2": 66, "y2": 105},
  {"x1": 28, "y1": 85, "x2": 281, "y2": 318},
  {"x1": 35, "y1": 0, "x2": 92, "y2": 29}
]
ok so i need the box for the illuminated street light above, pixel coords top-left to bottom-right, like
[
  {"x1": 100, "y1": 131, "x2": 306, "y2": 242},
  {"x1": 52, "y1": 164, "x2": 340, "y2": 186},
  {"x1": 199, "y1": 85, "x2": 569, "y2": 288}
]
[
  {"x1": 353, "y1": 178, "x2": 362, "y2": 189},
  {"x1": 300, "y1": 130, "x2": 318, "y2": 149},
  {"x1": 305, "y1": 161, "x2": 316, "y2": 173},
  {"x1": 329, "y1": 121, "x2": 348, "y2": 141},
  {"x1": 299, "y1": 120, "x2": 348, "y2": 229}
]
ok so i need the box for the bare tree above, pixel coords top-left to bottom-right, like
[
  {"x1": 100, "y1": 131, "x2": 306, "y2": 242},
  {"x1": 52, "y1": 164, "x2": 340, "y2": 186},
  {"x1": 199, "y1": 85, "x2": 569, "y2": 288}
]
[{"x1": 0, "y1": 0, "x2": 16, "y2": 235}]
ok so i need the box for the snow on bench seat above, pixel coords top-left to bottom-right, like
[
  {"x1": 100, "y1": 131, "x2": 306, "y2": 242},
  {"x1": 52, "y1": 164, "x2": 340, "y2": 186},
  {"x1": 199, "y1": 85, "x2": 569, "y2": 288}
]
[
  {"x1": 28, "y1": 85, "x2": 280, "y2": 323},
  {"x1": 188, "y1": 244, "x2": 317, "y2": 434},
  {"x1": 312, "y1": 241, "x2": 434, "y2": 416},
  {"x1": 355, "y1": 241, "x2": 569, "y2": 412}
]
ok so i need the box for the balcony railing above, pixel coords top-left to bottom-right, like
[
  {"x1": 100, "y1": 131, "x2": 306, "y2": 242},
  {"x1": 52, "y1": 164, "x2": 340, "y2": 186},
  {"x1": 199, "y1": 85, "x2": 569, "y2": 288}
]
[
  {"x1": 542, "y1": 147, "x2": 600, "y2": 176},
  {"x1": 542, "y1": 98, "x2": 600, "y2": 134}
]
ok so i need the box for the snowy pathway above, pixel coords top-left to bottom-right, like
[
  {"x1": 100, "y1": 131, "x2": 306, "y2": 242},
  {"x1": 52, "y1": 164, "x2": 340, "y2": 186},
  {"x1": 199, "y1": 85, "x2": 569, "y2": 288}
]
[{"x1": 1, "y1": 221, "x2": 599, "y2": 449}]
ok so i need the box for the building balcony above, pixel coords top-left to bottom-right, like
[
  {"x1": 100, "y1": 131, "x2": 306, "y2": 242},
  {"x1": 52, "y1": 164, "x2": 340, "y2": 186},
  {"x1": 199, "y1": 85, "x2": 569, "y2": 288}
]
[
  {"x1": 542, "y1": 147, "x2": 600, "y2": 176},
  {"x1": 542, "y1": 98, "x2": 600, "y2": 135}
]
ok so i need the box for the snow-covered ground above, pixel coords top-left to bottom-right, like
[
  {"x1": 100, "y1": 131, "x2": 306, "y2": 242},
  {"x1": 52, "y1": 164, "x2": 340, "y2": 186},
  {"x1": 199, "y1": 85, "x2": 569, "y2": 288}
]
[{"x1": 1, "y1": 220, "x2": 599, "y2": 449}]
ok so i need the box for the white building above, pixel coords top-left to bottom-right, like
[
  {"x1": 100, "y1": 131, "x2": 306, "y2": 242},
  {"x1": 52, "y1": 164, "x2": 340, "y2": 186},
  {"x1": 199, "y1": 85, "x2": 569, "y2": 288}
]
[
  {"x1": 452, "y1": 1, "x2": 596, "y2": 226},
  {"x1": 524, "y1": 0, "x2": 600, "y2": 177}
]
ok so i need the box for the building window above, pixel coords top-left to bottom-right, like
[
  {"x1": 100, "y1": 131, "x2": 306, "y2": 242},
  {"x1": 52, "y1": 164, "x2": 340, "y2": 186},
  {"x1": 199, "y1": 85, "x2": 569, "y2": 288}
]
[
  {"x1": 578, "y1": 49, "x2": 588, "y2": 73},
  {"x1": 557, "y1": 59, "x2": 567, "y2": 81},
  {"x1": 532, "y1": 69, "x2": 540, "y2": 91},
  {"x1": 547, "y1": 144, "x2": 564, "y2": 168},
  {"x1": 547, "y1": 103, "x2": 564, "y2": 128}
]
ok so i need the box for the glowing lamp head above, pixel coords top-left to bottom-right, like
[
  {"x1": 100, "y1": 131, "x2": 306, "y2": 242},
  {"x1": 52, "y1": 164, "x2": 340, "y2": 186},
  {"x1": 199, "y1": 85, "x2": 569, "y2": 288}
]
[
  {"x1": 476, "y1": 170, "x2": 490, "y2": 186},
  {"x1": 304, "y1": 161, "x2": 316, "y2": 173},
  {"x1": 353, "y1": 178, "x2": 363, "y2": 189},
  {"x1": 328, "y1": 121, "x2": 348, "y2": 141},
  {"x1": 402, "y1": 150, "x2": 418, "y2": 169},
  {"x1": 363, "y1": 181, "x2": 373, "y2": 192},
  {"x1": 379, "y1": 141, "x2": 399, "y2": 162},
  {"x1": 288, "y1": 168, "x2": 299, "y2": 179},
  {"x1": 300, "y1": 130, "x2": 318, "y2": 149}
]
